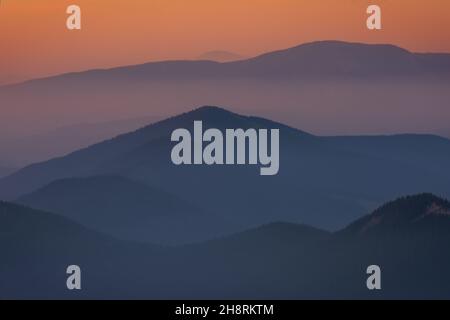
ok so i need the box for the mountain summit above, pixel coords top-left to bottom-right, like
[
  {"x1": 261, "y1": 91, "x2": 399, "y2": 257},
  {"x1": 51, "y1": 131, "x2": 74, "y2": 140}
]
[
  {"x1": 1, "y1": 107, "x2": 450, "y2": 233},
  {"x1": 342, "y1": 193, "x2": 450, "y2": 235}
]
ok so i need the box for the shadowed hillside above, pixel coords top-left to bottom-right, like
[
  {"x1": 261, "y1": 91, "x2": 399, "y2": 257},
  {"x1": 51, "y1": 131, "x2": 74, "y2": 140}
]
[
  {"x1": 1, "y1": 106, "x2": 450, "y2": 235},
  {"x1": 18, "y1": 175, "x2": 237, "y2": 245},
  {"x1": 2, "y1": 194, "x2": 450, "y2": 299},
  {"x1": 340, "y1": 193, "x2": 450, "y2": 236}
]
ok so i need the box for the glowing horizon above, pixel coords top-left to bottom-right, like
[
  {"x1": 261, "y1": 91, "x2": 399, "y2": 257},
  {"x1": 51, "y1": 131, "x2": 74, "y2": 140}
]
[{"x1": 1, "y1": 0, "x2": 450, "y2": 85}]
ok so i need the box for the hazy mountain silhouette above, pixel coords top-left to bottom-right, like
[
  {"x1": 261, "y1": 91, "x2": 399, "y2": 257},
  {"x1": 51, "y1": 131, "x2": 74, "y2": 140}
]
[
  {"x1": 1, "y1": 115, "x2": 161, "y2": 167},
  {"x1": 1, "y1": 40, "x2": 450, "y2": 159},
  {"x1": 3, "y1": 194, "x2": 450, "y2": 299},
  {"x1": 196, "y1": 50, "x2": 245, "y2": 62},
  {"x1": 1, "y1": 106, "x2": 450, "y2": 233},
  {"x1": 229, "y1": 41, "x2": 450, "y2": 77},
  {"x1": 9, "y1": 41, "x2": 450, "y2": 84},
  {"x1": 17, "y1": 175, "x2": 237, "y2": 245}
]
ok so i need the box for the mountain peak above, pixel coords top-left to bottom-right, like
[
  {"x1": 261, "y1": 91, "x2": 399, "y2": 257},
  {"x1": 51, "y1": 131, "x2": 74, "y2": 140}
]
[
  {"x1": 192, "y1": 105, "x2": 231, "y2": 114},
  {"x1": 240, "y1": 40, "x2": 431, "y2": 77},
  {"x1": 372, "y1": 193, "x2": 450, "y2": 219},
  {"x1": 175, "y1": 106, "x2": 310, "y2": 136},
  {"x1": 342, "y1": 193, "x2": 450, "y2": 235},
  {"x1": 173, "y1": 105, "x2": 246, "y2": 124}
]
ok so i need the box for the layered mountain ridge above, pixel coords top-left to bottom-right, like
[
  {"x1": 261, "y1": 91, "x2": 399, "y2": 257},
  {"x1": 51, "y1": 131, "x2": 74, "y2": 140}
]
[{"x1": 2, "y1": 193, "x2": 450, "y2": 299}]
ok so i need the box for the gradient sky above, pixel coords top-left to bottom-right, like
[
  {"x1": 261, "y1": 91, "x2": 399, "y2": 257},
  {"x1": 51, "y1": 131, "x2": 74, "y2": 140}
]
[{"x1": 1, "y1": 0, "x2": 450, "y2": 85}]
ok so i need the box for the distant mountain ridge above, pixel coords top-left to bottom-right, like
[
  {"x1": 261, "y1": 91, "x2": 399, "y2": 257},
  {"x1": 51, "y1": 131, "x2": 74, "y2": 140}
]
[
  {"x1": 5, "y1": 41, "x2": 450, "y2": 88},
  {"x1": 1, "y1": 40, "x2": 450, "y2": 163},
  {"x1": 2, "y1": 106, "x2": 450, "y2": 235},
  {"x1": 0, "y1": 115, "x2": 161, "y2": 167},
  {"x1": 231, "y1": 41, "x2": 450, "y2": 77},
  {"x1": 0, "y1": 106, "x2": 313, "y2": 199}
]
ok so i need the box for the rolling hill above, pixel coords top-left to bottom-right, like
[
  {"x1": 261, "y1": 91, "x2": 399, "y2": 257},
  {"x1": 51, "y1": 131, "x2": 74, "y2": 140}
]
[
  {"x1": 17, "y1": 175, "x2": 237, "y2": 245},
  {"x1": 1, "y1": 40, "x2": 450, "y2": 166},
  {"x1": 3, "y1": 194, "x2": 450, "y2": 299},
  {"x1": 179, "y1": 193, "x2": 450, "y2": 299},
  {"x1": 0, "y1": 201, "x2": 155, "y2": 299},
  {"x1": 2, "y1": 106, "x2": 450, "y2": 234}
]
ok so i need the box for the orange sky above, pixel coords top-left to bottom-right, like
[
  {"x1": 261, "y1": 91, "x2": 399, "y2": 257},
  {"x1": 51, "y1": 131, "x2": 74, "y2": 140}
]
[{"x1": 1, "y1": 0, "x2": 450, "y2": 85}]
